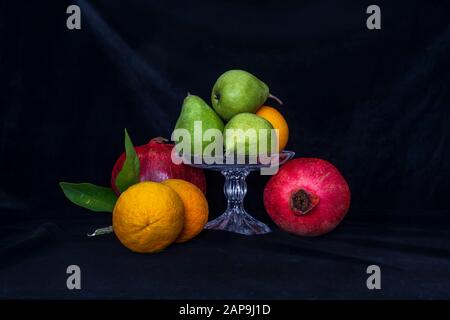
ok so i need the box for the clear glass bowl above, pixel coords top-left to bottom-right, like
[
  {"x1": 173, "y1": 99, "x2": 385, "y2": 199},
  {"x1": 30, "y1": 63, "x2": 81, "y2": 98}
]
[{"x1": 187, "y1": 151, "x2": 295, "y2": 235}]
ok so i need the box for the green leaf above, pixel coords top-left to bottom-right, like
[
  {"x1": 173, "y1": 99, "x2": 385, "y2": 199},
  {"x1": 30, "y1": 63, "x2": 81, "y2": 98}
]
[
  {"x1": 59, "y1": 182, "x2": 118, "y2": 212},
  {"x1": 115, "y1": 128, "x2": 140, "y2": 192}
]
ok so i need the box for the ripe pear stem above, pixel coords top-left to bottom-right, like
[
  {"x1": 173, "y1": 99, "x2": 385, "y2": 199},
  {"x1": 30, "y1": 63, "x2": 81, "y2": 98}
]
[{"x1": 268, "y1": 94, "x2": 283, "y2": 105}]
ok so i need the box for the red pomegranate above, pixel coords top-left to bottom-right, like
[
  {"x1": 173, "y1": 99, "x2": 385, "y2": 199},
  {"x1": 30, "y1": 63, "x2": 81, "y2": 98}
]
[
  {"x1": 264, "y1": 158, "x2": 350, "y2": 236},
  {"x1": 111, "y1": 137, "x2": 206, "y2": 194}
]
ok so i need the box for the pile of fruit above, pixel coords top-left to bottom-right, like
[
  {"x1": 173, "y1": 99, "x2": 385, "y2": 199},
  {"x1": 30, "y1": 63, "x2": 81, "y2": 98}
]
[
  {"x1": 60, "y1": 132, "x2": 209, "y2": 253},
  {"x1": 60, "y1": 69, "x2": 351, "y2": 254},
  {"x1": 174, "y1": 70, "x2": 289, "y2": 156}
]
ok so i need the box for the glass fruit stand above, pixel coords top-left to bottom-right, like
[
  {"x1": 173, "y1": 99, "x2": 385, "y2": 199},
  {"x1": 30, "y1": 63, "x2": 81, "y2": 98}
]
[{"x1": 186, "y1": 151, "x2": 295, "y2": 235}]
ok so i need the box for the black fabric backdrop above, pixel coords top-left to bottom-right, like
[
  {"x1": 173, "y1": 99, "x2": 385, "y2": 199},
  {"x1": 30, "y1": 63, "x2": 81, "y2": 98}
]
[{"x1": 1, "y1": 0, "x2": 450, "y2": 299}]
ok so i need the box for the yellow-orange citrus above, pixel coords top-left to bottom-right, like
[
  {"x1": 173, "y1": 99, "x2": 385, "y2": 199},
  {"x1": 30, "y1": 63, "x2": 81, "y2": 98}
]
[
  {"x1": 113, "y1": 182, "x2": 184, "y2": 253},
  {"x1": 256, "y1": 105, "x2": 289, "y2": 152},
  {"x1": 162, "y1": 179, "x2": 209, "y2": 242}
]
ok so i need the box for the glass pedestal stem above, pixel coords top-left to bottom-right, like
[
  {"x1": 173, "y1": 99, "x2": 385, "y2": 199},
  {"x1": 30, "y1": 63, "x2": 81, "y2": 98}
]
[{"x1": 204, "y1": 168, "x2": 271, "y2": 235}]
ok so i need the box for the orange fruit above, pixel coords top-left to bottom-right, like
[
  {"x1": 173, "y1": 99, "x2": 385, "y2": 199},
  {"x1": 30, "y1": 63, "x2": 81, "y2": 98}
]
[
  {"x1": 162, "y1": 179, "x2": 209, "y2": 242},
  {"x1": 256, "y1": 106, "x2": 289, "y2": 152},
  {"x1": 113, "y1": 182, "x2": 184, "y2": 253}
]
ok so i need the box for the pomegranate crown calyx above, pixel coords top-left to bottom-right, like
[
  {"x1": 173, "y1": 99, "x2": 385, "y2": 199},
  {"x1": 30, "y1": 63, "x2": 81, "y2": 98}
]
[
  {"x1": 149, "y1": 137, "x2": 170, "y2": 144},
  {"x1": 290, "y1": 189, "x2": 320, "y2": 215}
]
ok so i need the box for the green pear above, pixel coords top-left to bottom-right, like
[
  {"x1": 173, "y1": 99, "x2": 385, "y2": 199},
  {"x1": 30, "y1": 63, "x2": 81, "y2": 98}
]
[
  {"x1": 224, "y1": 113, "x2": 275, "y2": 156},
  {"x1": 211, "y1": 70, "x2": 282, "y2": 121},
  {"x1": 174, "y1": 94, "x2": 224, "y2": 156}
]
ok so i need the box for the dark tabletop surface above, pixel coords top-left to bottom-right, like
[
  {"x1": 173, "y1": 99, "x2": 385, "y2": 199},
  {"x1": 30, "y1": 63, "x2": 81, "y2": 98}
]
[{"x1": 2, "y1": 213, "x2": 449, "y2": 299}]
